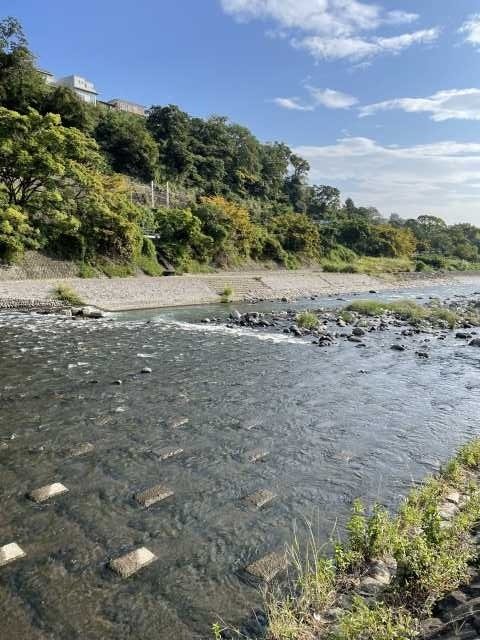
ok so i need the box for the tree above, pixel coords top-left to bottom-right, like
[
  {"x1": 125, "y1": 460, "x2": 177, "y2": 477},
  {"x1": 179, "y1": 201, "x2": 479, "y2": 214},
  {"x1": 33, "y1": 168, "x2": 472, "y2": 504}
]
[
  {"x1": 95, "y1": 109, "x2": 159, "y2": 182},
  {"x1": 307, "y1": 185, "x2": 341, "y2": 221},
  {"x1": 0, "y1": 17, "x2": 46, "y2": 112},
  {"x1": 193, "y1": 195, "x2": 259, "y2": 265},
  {"x1": 147, "y1": 105, "x2": 193, "y2": 181},
  {"x1": 41, "y1": 85, "x2": 95, "y2": 132},
  {"x1": 268, "y1": 211, "x2": 321, "y2": 258},
  {"x1": 0, "y1": 106, "x2": 143, "y2": 260}
]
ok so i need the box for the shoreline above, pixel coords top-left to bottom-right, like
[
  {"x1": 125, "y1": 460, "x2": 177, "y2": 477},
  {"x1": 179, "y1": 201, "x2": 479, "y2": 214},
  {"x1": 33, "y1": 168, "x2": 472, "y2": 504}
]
[{"x1": 0, "y1": 270, "x2": 479, "y2": 312}]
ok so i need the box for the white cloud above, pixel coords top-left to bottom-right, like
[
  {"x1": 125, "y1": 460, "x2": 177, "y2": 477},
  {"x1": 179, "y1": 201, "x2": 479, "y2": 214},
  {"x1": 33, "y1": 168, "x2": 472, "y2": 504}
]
[
  {"x1": 459, "y1": 14, "x2": 480, "y2": 47},
  {"x1": 297, "y1": 28, "x2": 440, "y2": 61},
  {"x1": 273, "y1": 97, "x2": 314, "y2": 111},
  {"x1": 308, "y1": 87, "x2": 358, "y2": 109},
  {"x1": 294, "y1": 137, "x2": 480, "y2": 223},
  {"x1": 274, "y1": 86, "x2": 358, "y2": 111},
  {"x1": 360, "y1": 88, "x2": 480, "y2": 121},
  {"x1": 220, "y1": 0, "x2": 437, "y2": 62}
]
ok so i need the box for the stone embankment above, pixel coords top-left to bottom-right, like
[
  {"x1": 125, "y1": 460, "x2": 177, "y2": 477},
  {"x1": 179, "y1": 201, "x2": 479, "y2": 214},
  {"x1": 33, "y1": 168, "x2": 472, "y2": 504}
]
[{"x1": 0, "y1": 268, "x2": 478, "y2": 311}]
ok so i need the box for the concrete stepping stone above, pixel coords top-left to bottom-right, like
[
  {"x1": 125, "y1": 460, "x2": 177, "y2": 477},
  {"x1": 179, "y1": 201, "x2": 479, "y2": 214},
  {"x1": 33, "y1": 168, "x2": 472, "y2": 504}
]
[
  {"x1": 245, "y1": 551, "x2": 288, "y2": 582},
  {"x1": 243, "y1": 489, "x2": 276, "y2": 509},
  {"x1": 109, "y1": 547, "x2": 157, "y2": 578},
  {"x1": 68, "y1": 442, "x2": 94, "y2": 457},
  {"x1": 135, "y1": 484, "x2": 174, "y2": 508},
  {"x1": 153, "y1": 446, "x2": 184, "y2": 461},
  {"x1": 246, "y1": 449, "x2": 269, "y2": 463},
  {"x1": 167, "y1": 416, "x2": 189, "y2": 429},
  {"x1": 28, "y1": 482, "x2": 69, "y2": 503},
  {"x1": 0, "y1": 542, "x2": 26, "y2": 567}
]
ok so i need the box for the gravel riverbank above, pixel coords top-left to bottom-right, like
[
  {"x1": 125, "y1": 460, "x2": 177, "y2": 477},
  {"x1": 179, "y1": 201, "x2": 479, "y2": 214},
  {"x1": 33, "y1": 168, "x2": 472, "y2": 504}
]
[{"x1": 0, "y1": 270, "x2": 479, "y2": 312}]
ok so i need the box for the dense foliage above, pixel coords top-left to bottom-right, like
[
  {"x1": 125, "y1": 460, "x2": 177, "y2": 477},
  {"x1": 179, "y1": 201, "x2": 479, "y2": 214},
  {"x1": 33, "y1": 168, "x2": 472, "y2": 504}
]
[{"x1": 1, "y1": 16, "x2": 479, "y2": 274}]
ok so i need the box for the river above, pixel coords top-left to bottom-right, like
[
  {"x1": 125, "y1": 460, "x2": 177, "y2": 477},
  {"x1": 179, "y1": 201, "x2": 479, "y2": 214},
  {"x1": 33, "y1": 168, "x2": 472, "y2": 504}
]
[{"x1": 1, "y1": 280, "x2": 480, "y2": 639}]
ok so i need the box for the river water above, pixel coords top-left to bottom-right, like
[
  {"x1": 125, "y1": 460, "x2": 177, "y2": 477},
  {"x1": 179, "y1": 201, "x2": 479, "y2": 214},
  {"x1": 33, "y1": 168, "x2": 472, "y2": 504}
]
[{"x1": 1, "y1": 280, "x2": 480, "y2": 639}]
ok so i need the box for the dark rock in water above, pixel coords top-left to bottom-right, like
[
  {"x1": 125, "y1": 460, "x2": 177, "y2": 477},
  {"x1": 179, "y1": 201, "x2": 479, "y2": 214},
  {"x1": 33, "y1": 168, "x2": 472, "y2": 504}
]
[
  {"x1": 469, "y1": 338, "x2": 480, "y2": 347},
  {"x1": 416, "y1": 351, "x2": 429, "y2": 358},
  {"x1": 113, "y1": 380, "x2": 123, "y2": 385},
  {"x1": 456, "y1": 332, "x2": 470, "y2": 339},
  {"x1": 348, "y1": 335, "x2": 363, "y2": 343},
  {"x1": 201, "y1": 318, "x2": 211, "y2": 323},
  {"x1": 391, "y1": 344, "x2": 406, "y2": 351},
  {"x1": 289, "y1": 324, "x2": 302, "y2": 336},
  {"x1": 141, "y1": 367, "x2": 152, "y2": 374},
  {"x1": 352, "y1": 327, "x2": 365, "y2": 337},
  {"x1": 369, "y1": 290, "x2": 377, "y2": 294}
]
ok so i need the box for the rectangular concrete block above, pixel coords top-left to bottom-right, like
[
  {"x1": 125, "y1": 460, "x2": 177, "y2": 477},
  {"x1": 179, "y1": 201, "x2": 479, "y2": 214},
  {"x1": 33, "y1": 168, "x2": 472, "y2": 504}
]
[
  {"x1": 247, "y1": 449, "x2": 269, "y2": 463},
  {"x1": 28, "y1": 482, "x2": 69, "y2": 503},
  {"x1": 153, "y1": 447, "x2": 184, "y2": 461},
  {"x1": 167, "y1": 417, "x2": 189, "y2": 429},
  {"x1": 0, "y1": 543, "x2": 26, "y2": 567},
  {"x1": 135, "y1": 484, "x2": 174, "y2": 508},
  {"x1": 245, "y1": 551, "x2": 288, "y2": 582},
  {"x1": 244, "y1": 489, "x2": 276, "y2": 509},
  {"x1": 109, "y1": 547, "x2": 157, "y2": 578},
  {"x1": 68, "y1": 442, "x2": 94, "y2": 457}
]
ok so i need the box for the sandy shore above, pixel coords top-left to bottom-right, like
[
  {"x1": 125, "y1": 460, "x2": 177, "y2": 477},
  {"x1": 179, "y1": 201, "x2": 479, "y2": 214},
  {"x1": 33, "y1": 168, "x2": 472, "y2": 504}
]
[{"x1": 0, "y1": 269, "x2": 479, "y2": 311}]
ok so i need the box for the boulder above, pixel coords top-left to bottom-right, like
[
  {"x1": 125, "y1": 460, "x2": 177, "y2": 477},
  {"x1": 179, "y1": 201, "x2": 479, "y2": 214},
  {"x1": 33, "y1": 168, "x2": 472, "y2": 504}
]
[
  {"x1": 469, "y1": 338, "x2": 480, "y2": 347},
  {"x1": 81, "y1": 306, "x2": 105, "y2": 319},
  {"x1": 352, "y1": 327, "x2": 366, "y2": 337}
]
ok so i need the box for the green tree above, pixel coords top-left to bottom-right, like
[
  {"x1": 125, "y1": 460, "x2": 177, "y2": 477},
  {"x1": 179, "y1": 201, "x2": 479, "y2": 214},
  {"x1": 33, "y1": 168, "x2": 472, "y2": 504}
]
[
  {"x1": 0, "y1": 17, "x2": 46, "y2": 113},
  {"x1": 147, "y1": 104, "x2": 193, "y2": 181},
  {"x1": 307, "y1": 185, "x2": 341, "y2": 221},
  {"x1": 41, "y1": 85, "x2": 96, "y2": 132},
  {"x1": 95, "y1": 109, "x2": 159, "y2": 182},
  {"x1": 0, "y1": 106, "x2": 143, "y2": 261}
]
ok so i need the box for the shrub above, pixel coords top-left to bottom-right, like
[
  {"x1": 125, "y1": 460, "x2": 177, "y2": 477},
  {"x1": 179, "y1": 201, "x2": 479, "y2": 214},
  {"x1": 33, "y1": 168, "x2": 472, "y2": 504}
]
[
  {"x1": 54, "y1": 284, "x2": 85, "y2": 306},
  {"x1": 220, "y1": 286, "x2": 233, "y2": 303},
  {"x1": 296, "y1": 311, "x2": 319, "y2": 330}
]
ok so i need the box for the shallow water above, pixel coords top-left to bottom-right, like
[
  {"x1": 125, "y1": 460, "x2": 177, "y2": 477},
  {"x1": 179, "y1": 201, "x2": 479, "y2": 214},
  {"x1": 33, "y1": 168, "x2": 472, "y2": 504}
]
[{"x1": 1, "y1": 281, "x2": 480, "y2": 639}]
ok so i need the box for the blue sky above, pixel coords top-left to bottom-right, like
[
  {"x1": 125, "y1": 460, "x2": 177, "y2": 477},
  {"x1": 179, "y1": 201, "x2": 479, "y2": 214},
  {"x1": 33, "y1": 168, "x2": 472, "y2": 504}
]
[{"x1": 5, "y1": 0, "x2": 480, "y2": 223}]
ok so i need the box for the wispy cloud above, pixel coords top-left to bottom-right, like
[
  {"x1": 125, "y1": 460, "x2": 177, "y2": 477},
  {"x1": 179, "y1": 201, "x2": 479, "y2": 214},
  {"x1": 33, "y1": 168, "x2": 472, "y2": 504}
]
[
  {"x1": 272, "y1": 97, "x2": 314, "y2": 111},
  {"x1": 360, "y1": 88, "x2": 480, "y2": 121},
  {"x1": 273, "y1": 86, "x2": 358, "y2": 112},
  {"x1": 459, "y1": 13, "x2": 480, "y2": 47},
  {"x1": 295, "y1": 137, "x2": 480, "y2": 223},
  {"x1": 220, "y1": 0, "x2": 438, "y2": 62}
]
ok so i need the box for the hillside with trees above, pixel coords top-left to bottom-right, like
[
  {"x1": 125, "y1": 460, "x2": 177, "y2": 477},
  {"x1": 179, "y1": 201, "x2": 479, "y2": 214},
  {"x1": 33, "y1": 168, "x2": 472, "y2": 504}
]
[{"x1": 1, "y1": 16, "x2": 479, "y2": 276}]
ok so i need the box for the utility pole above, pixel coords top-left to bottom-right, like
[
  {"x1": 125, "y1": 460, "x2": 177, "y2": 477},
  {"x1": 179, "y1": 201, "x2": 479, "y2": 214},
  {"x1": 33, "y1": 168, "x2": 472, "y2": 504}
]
[
  {"x1": 166, "y1": 181, "x2": 170, "y2": 209},
  {"x1": 150, "y1": 180, "x2": 155, "y2": 208}
]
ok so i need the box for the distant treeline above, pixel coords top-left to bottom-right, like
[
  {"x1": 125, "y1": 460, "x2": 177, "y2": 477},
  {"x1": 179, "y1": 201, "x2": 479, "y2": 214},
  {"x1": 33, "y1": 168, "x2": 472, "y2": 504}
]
[{"x1": 1, "y1": 16, "x2": 479, "y2": 274}]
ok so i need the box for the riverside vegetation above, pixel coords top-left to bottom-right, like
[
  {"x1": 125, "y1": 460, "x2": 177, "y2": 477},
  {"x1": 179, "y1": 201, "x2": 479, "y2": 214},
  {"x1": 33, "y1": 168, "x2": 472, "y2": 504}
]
[
  {"x1": 215, "y1": 439, "x2": 480, "y2": 640},
  {"x1": 2, "y1": 17, "x2": 480, "y2": 277}
]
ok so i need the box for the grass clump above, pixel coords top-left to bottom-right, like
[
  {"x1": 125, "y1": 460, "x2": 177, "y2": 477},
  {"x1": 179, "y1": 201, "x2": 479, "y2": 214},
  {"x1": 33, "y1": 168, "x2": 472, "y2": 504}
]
[
  {"x1": 220, "y1": 286, "x2": 234, "y2": 303},
  {"x1": 54, "y1": 284, "x2": 85, "y2": 306},
  {"x1": 77, "y1": 262, "x2": 99, "y2": 278},
  {"x1": 332, "y1": 597, "x2": 417, "y2": 640},
  {"x1": 346, "y1": 299, "x2": 461, "y2": 328},
  {"x1": 296, "y1": 311, "x2": 319, "y2": 330}
]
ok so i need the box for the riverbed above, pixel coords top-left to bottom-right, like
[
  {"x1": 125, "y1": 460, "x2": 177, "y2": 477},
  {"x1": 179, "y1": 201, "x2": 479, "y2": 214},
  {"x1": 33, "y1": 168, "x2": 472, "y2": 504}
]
[{"x1": 1, "y1": 280, "x2": 480, "y2": 639}]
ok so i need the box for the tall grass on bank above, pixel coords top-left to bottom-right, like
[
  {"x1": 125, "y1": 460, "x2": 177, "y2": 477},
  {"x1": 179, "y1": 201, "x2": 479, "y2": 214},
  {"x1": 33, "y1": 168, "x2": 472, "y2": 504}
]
[
  {"x1": 54, "y1": 284, "x2": 85, "y2": 306},
  {"x1": 345, "y1": 299, "x2": 461, "y2": 328},
  {"x1": 256, "y1": 439, "x2": 480, "y2": 640}
]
